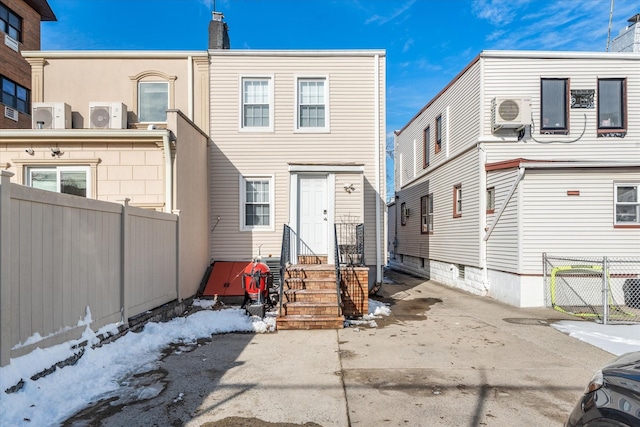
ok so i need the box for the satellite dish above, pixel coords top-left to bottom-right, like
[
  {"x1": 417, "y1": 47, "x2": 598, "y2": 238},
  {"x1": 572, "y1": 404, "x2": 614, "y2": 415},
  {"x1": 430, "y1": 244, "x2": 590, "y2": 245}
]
[{"x1": 90, "y1": 107, "x2": 111, "y2": 129}]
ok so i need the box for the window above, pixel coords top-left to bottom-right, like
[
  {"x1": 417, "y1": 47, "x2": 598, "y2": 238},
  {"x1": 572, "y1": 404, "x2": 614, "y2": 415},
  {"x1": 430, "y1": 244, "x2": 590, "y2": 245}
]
[
  {"x1": 423, "y1": 126, "x2": 430, "y2": 168},
  {"x1": 297, "y1": 78, "x2": 327, "y2": 130},
  {"x1": 241, "y1": 175, "x2": 274, "y2": 230},
  {"x1": 421, "y1": 194, "x2": 433, "y2": 234},
  {"x1": 435, "y1": 115, "x2": 442, "y2": 153},
  {"x1": 400, "y1": 202, "x2": 407, "y2": 226},
  {"x1": 242, "y1": 78, "x2": 272, "y2": 129},
  {"x1": 615, "y1": 184, "x2": 639, "y2": 226},
  {"x1": 27, "y1": 166, "x2": 91, "y2": 197},
  {"x1": 138, "y1": 81, "x2": 169, "y2": 122},
  {"x1": 598, "y1": 78, "x2": 626, "y2": 131},
  {"x1": 486, "y1": 187, "x2": 495, "y2": 214},
  {"x1": 0, "y1": 2, "x2": 22, "y2": 42},
  {"x1": 541, "y1": 78, "x2": 568, "y2": 134},
  {"x1": 1, "y1": 75, "x2": 29, "y2": 114},
  {"x1": 453, "y1": 184, "x2": 462, "y2": 218}
]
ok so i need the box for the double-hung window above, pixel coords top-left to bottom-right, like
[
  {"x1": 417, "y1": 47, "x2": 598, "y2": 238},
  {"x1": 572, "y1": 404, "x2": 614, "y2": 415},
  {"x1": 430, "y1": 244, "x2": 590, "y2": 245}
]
[
  {"x1": 423, "y1": 126, "x2": 430, "y2": 168},
  {"x1": 0, "y1": 2, "x2": 22, "y2": 42},
  {"x1": 1, "y1": 75, "x2": 29, "y2": 114},
  {"x1": 598, "y1": 78, "x2": 626, "y2": 132},
  {"x1": 240, "y1": 175, "x2": 274, "y2": 230},
  {"x1": 453, "y1": 184, "x2": 462, "y2": 218},
  {"x1": 435, "y1": 115, "x2": 442, "y2": 153},
  {"x1": 138, "y1": 81, "x2": 169, "y2": 123},
  {"x1": 27, "y1": 166, "x2": 91, "y2": 198},
  {"x1": 615, "y1": 184, "x2": 639, "y2": 226},
  {"x1": 541, "y1": 78, "x2": 568, "y2": 134},
  {"x1": 421, "y1": 194, "x2": 433, "y2": 234},
  {"x1": 242, "y1": 78, "x2": 272, "y2": 130},
  {"x1": 297, "y1": 78, "x2": 327, "y2": 131}
]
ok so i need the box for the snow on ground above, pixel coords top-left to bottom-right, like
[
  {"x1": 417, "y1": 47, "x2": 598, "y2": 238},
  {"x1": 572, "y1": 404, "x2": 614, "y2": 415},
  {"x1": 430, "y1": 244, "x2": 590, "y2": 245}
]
[{"x1": 0, "y1": 296, "x2": 639, "y2": 426}]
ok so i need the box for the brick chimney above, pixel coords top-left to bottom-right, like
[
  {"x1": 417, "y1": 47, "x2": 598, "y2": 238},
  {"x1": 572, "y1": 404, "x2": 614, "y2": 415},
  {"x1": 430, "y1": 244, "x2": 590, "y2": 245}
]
[{"x1": 209, "y1": 11, "x2": 230, "y2": 49}]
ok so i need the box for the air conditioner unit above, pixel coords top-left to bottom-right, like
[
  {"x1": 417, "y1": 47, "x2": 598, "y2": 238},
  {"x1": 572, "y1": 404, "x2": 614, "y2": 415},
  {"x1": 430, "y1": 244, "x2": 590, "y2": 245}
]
[
  {"x1": 89, "y1": 102, "x2": 127, "y2": 129},
  {"x1": 491, "y1": 97, "x2": 531, "y2": 132},
  {"x1": 32, "y1": 102, "x2": 72, "y2": 129}
]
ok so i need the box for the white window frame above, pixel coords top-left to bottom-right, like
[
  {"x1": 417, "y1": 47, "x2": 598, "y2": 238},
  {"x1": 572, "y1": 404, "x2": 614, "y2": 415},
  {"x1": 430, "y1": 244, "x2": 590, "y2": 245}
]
[
  {"x1": 26, "y1": 165, "x2": 92, "y2": 198},
  {"x1": 239, "y1": 174, "x2": 275, "y2": 231},
  {"x1": 295, "y1": 76, "x2": 329, "y2": 133},
  {"x1": 239, "y1": 76, "x2": 274, "y2": 132},
  {"x1": 138, "y1": 81, "x2": 169, "y2": 123},
  {"x1": 614, "y1": 183, "x2": 640, "y2": 225}
]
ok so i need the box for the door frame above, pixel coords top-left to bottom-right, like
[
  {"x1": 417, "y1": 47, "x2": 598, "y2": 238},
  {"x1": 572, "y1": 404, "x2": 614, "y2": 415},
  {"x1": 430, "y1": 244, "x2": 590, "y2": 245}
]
[{"x1": 289, "y1": 172, "x2": 335, "y2": 264}]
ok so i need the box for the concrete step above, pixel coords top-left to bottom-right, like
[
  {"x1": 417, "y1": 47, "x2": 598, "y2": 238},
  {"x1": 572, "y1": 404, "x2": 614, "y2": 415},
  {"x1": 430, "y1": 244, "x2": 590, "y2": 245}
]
[{"x1": 276, "y1": 314, "x2": 344, "y2": 330}]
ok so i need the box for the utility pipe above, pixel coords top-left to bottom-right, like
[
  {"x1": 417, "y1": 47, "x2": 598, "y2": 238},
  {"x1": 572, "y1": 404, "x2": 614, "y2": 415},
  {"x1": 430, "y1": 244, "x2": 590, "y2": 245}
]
[
  {"x1": 162, "y1": 130, "x2": 173, "y2": 213},
  {"x1": 374, "y1": 54, "x2": 383, "y2": 285}
]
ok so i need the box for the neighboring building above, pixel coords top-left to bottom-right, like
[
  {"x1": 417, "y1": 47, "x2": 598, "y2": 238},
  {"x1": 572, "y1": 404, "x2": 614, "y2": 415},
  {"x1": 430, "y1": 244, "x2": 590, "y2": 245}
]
[
  {"x1": 0, "y1": 0, "x2": 55, "y2": 129},
  {"x1": 208, "y1": 49, "x2": 387, "y2": 287},
  {"x1": 0, "y1": 50, "x2": 211, "y2": 298},
  {"x1": 391, "y1": 50, "x2": 640, "y2": 307},
  {"x1": 610, "y1": 13, "x2": 640, "y2": 53}
]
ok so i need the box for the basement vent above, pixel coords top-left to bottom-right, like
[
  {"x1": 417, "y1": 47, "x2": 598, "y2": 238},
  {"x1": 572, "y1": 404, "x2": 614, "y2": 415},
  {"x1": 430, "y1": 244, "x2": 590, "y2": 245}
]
[{"x1": 457, "y1": 264, "x2": 465, "y2": 279}]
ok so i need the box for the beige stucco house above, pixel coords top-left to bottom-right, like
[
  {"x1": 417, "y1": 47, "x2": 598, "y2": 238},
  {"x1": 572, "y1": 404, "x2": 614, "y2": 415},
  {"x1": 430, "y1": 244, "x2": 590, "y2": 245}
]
[
  {"x1": 208, "y1": 49, "x2": 387, "y2": 287},
  {"x1": 0, "y1": 51, "x2": 210, "y2": 298}
]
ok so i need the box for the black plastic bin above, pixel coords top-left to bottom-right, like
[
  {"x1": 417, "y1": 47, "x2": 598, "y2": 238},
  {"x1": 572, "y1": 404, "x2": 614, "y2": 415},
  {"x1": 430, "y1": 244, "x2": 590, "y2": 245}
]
[{"x1": 623, "y1": 279, "x2": 640, "y2": 309}]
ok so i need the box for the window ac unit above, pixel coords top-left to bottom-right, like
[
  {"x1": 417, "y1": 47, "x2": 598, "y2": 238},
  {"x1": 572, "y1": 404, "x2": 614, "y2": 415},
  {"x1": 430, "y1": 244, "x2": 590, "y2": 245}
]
[
  {"x1": 89, "y1": 102, "x2": 127, "y2": 129},
  {"x1": 491, "y1": 97, "x2": 531, "y2": 132},
  {"x1": 32, "y1": 102, "x2": 72, "y2": 129}
]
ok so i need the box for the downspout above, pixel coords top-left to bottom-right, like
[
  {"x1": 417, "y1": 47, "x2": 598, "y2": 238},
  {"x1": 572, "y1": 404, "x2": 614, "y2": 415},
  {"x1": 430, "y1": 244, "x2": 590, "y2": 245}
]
[
  {"x1": 478, "y1": 144, "x2": 488, "y2": 293},
  {"x1": 483, "y1": 166, "x2": 525, "y2": 241},
  {"x1": 162, "y1": 130, "x2": 173, "y2": 213},
  {"x1": 374, "y1": 54, "x2": 383, "y2": 284},
  {"x1": 187, "y1": 56, "x2": 194, "y2": 121}
]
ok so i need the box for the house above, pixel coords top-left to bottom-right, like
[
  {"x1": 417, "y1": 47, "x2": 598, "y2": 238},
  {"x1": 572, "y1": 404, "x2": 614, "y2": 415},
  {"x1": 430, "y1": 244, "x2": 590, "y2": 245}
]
[
  {"x1": 0, "y1": 0, "x2": 55, "y2": 129},
  {"x1": 390, "y1": 49, "x2": 640, "y2": 308},
  {"x1": 0, "y1": 49, "x2": 211, "y2": 298},
  {"x1": 208, "y1": 48, "x2": 387, "y2": 294}
]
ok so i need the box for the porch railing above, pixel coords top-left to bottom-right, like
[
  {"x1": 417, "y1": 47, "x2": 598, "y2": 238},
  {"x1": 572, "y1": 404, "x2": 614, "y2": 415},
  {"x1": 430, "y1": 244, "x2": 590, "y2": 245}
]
[
  {"x1": 333, "y1": 224, "x2": 343, "y2": 316},
  {"x1": 336, "y1": 223, "x2": 365, "y2": 266}
]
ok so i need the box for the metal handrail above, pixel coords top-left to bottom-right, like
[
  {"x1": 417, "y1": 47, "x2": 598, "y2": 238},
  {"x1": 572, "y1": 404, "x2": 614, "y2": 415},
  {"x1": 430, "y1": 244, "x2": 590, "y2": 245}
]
[
  {"x1": 336, "y1": 223, "x2": 365, "y2": 266},
  {"x1": 334, "y1": 224, "x2": 343, "y2": 316},
  {"x1": 278, "y1": 224, "x2": 291, "y2": 316}
]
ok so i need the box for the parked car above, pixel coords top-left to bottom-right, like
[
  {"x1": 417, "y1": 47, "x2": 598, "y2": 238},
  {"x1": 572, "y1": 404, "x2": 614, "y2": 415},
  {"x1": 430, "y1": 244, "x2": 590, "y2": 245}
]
[{"x1": 565, "y1": 351, "x2": 640, "y2": 427}]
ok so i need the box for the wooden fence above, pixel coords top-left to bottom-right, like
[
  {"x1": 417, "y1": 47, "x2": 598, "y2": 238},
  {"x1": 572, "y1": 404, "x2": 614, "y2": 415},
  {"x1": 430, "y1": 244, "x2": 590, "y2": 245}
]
[{"x1": 0, "y1": 171, "x2": 178, "y2": 366}]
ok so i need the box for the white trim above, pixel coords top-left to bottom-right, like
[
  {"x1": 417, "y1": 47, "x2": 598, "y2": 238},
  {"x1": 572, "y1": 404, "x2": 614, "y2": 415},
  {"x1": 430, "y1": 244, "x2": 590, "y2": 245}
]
[
  {"x1": 22, "y1": 50, "x2": 207, "y2": 59},
  {"x1": 288, "y1": 164, "x2": 364, "y2": 173},
  {"x1": 480, "y1": 50, "x2": 640, "y2": 60},
  {"x1": 209, "y1": 49, "x2": 386, "y2": 57},
  {"x1": 374, "y1": 53, "x2": 383, "y2": 284},
  {"x1": 613, "y1": 182, "x2": 640, "y2": 225},
  {"x1": 239, "y1": 174, "x2": 275, "y2": 232},
  {"x1": 238, "y1": 75, "x2": 274, "y2": 133},
  {"x1": 327, "y1": 173, "x2": 336, "y2": 264},
  {"x1": 294, "y1": 75, "x2": 330, "y2": 133}
]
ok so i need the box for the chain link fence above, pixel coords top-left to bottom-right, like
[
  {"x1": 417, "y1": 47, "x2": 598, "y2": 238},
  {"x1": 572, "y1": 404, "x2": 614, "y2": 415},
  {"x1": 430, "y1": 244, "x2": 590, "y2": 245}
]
[{"x1": 544, "y1": 253, "x2": 640, "y2": 324}]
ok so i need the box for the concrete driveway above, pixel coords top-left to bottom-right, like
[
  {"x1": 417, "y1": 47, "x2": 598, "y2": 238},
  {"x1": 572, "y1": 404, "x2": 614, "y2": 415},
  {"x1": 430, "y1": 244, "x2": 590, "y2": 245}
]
[{"x1": 63, "y1": 270, "x2": 613, "y2": 427}]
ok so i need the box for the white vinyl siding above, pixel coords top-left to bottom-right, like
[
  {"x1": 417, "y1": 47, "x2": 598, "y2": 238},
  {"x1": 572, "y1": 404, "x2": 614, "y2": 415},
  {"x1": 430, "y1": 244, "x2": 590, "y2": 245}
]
[
  {"x1": 520, "y1": 169, "x2": 640, "y2": 274},
  {"x1": 486, "y1": 169, "x2": 520, "y2": 273}
]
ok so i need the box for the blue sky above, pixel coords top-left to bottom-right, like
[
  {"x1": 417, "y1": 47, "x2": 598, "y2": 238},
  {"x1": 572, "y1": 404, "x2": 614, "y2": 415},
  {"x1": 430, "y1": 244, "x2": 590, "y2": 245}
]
[{"x1": 41, "y1": 0, "x2": 638, "y2": 198}]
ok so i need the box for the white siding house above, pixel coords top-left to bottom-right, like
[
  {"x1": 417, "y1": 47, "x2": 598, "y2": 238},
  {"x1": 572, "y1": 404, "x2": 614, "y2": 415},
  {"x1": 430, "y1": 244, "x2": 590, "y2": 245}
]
[
  {"x1": 209, "y1": 50, "x2": 386, "y2": 288},
  {"x1": 391, "y1": 50, "x2": 640, "y2": 307}
]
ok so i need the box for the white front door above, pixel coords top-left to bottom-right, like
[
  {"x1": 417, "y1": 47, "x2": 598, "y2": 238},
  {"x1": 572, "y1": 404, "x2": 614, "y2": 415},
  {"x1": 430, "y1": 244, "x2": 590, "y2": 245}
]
[{"x1": 299, "y1": 176, "x2": 328, "y2": 255}]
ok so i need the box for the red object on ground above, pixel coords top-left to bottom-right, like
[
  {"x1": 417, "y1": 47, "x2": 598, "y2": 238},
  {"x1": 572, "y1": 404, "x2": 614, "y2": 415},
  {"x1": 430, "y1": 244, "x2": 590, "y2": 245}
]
[
  {"x1": 201, "y1": 261, "x2": 247, "y2": 297},
  {"x1": 243, "y1": 261, "x2": 270, "y2": 300}
]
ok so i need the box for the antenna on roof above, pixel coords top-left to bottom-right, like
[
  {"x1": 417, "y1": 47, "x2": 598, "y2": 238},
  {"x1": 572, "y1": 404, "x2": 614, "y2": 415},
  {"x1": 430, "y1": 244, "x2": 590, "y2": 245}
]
[{"x1": 606, "y1": 0, "x2": 614, "y2": 51}]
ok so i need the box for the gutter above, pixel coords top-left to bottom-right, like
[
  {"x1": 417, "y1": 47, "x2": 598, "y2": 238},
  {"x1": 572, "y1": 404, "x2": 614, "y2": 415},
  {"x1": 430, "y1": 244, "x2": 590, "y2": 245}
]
[
  {"x1": 162, "y1": 130, "x2": 173, "y2": 214},
  {"x1": 374, "y1": 54, "x2": 383, "y2": 284}
]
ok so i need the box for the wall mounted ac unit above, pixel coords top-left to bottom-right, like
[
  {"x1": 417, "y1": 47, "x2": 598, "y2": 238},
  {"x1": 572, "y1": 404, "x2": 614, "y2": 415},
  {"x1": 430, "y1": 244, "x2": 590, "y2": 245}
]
[
  {"x1": 32, "y1": 102, "x2": 72, "y2": 129},
  {"x1": 89, "y1": 102, "x2": 127, "y2": 129},
  {"x1": 491, "y1": 97, "x2": 531, "y2": 132}
]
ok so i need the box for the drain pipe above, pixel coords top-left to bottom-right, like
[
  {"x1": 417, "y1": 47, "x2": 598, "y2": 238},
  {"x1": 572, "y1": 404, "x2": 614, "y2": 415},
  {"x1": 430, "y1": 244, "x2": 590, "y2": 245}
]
[
  {"x1": 484, "y1": 166, "x2": 525, "y2": 241},
  {"x1": 162, "y1": 130, "x2": 173, "y2": 213},
  {"x1": 374, "y1": 53, "x2": 383, "y2": 284}
]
